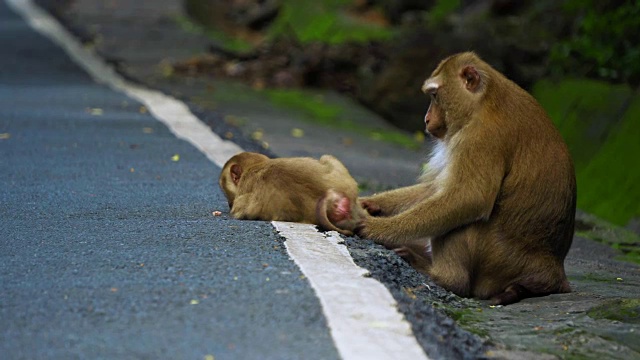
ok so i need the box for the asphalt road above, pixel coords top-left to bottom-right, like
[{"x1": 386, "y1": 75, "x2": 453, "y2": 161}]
[{"x1": 0, "y1": 2, "x2": 340, "y2": 358}]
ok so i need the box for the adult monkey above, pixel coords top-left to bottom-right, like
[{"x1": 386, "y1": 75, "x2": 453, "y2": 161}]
[{"x1": 357, "y1": 52, "x2": 576, "y2": 305}]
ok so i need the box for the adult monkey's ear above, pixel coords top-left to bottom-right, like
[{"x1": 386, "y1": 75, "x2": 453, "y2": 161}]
[{"x1": 461, "y1": 66, "x2": 480, "y2": 92}]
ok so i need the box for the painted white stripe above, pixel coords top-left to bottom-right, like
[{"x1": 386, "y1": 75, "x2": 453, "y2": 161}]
[
  {"x1": 7, "y1": 1, "x2": 430, "y2": 359},
  {"x1": 275, "y1": 222, "x2": 428, "y2": 360}
]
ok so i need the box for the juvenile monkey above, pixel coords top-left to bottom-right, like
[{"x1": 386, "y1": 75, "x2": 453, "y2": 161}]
[
  {"x1": 357, "y1": 52, "x2": 576, "y2": 305},
  {"x1": 218, "y1": 152, "x2": 365, "y2": 235}
]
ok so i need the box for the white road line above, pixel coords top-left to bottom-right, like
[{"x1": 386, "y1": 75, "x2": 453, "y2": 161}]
[
  {"x1": 275, "y1": 223, "x2": 428, "y2": 360},
  {"x1": 7, "y1": 1, "x2": 430, "y2": 359}
]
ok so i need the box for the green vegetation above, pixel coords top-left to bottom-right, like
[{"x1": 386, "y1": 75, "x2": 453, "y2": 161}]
[
  {"x1": 267, "y1": 0, "x2": 394, "y2": 44},
  {"x1": 587, "y1": 299, "x2": 640, "y2": 324},
  {"x1": 549, "y1": 0, "x2": 640, "y2": 84},
  {"x1": 425, "y1": 0, "x2": 460, "y2": 26},
  {"x1": 264, "y1": 88, "x2": 421, "y2": 149},
  {"x1": 533, "y1": 79, "x2": 640, "y2": 227},
  {"x1": 532, "y1": 79, "x2": 631, "y2": 169},
  {"x1": 174, "y1": 15, "x2": 254, "y2": 54},
  {"x1": 438, "y1": 305, "x2": 489, "y2": 337},
  {"x1": 192, "y1": 79, "x2": 421, "y2": 150}
]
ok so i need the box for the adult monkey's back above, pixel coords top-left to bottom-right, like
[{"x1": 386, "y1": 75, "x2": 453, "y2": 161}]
[{"x1": 357, "y1": 52, "x2": 576, "y2": 305}]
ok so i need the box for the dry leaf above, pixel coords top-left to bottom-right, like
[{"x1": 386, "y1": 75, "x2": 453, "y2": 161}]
[
  {"x1": 88, "y1": 108, "x2": 103, "y2": 116},
  {"x1": 251, "y1": 130, "x2": 263, "y2": 141},
  {"x1": 171, "y1": 154, "x2": 180, "y2": 162}
]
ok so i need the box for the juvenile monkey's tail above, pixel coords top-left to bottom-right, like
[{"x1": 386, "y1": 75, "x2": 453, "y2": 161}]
[{"x1": 315, "y1": 189, "x2": 354, "y2": 236}]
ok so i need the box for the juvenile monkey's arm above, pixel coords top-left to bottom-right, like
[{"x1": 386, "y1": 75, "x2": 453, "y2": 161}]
[{"x1": 360, "y1": 183, "x2": 434, "y2": 216}]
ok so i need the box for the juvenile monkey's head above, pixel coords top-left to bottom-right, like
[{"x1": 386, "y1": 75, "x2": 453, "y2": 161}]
[
  {"x1": 421, "y1": 52, "x2": 490, "y2": 139},
  {"x1": 218, "y1": 152, "x2": 269, "y2": 208}
]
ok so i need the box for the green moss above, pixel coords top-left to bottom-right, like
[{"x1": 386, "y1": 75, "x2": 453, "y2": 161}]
[
  {"x1": 267, "y1": 90, "x2": 342, "y2": 122},
  {"x1": 587, "y1": 299, "x2": 640, "y2": 324},
  {"x1": 192, "y1": 80, "x2": 420, "y2": 149},
  {"x1": 575, "y1": 95, "x2": 640, "y2": 226},
  {"x1": 570, "y1": 271, "x2": 617, "y2": 283},
  {"x1": 442, "y1": 307, "x2": 489, "y2": 337},
  {"x1": 532, "y1": 79, "x2": 640, "y2": 226},
  {"x1": 173, "y1": 15, "x2": 254, "y2": 54},
  {"x1": 267, "y1": 0, "x2": 394, "y2": 45},
  {"x1": 264, "y1": 88, "x2": 420, "y2": 149},
  {"x1": 532, "y1": 79, "x2": 631, "y2": 169}
]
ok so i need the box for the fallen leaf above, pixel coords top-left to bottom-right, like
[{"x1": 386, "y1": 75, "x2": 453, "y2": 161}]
[
  {"x1": 190, "y1": 299, "x2": 200, "y2": 305},
  {"x1": 204, "y1": 355, "x2": 215, "y2": 360},
  {"x1": 251, "y1": 130, "x2": 263, "y2": 141},
  {"x1": 291, "y1": 128, "x2": 304, "y2": 138},
  {"x1": 0, "y1": 133, "x2": 10, "y2": 140},
  {"x1": 130, "y1": 167, "x2": 135, "y2": 173},
  {"x1": 403, "y1": 287, "x2": 417, "y2": 299},
  {"x1": 616, "y1": 277, "x2": 623, "y2": 281},
  {"x1": 224, "y1": 132, "x2": 234, "y2": 139},
  {"x1": 142, "y1": 127, "x2": 154, "y2": 134},
  {"x1": 533, "y1": 326, "x2": 544, "y2": 331},
  {"x1": 110, "y1": 287, "x2": 118, "y2": 292},
  {"x1": 139, "y1": 106, "x2": 148, "y2": 114},
  {"x1": 212, "y1": 211, "x2": 222, "y2": 216},
  {"x1": 171, "y1": 154, "x2": 180, "y2": 162},
  {"x1": 88, "y1": 107, "x2": 103, "y2": 116}
]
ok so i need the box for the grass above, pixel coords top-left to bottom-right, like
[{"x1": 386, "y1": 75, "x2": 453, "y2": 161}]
[
  {"x1": 267, "y1": 0, "x2": 395, "y2": 45},
  {"x1": 264, "y1": 88, "x2": 421, "y2": 149}
]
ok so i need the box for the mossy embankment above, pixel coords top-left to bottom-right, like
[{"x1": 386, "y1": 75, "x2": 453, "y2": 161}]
[{"x1": 533, "y1": 79, "x2": 640, "y2": 228}]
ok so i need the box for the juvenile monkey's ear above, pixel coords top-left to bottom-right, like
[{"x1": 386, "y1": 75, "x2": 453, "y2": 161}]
[
  {"x1": 461, "y1": 66, "x2": 481, "y2": 92},
  {"x1": 230, "y1": 164, "x2": 243, "y2": 185}
]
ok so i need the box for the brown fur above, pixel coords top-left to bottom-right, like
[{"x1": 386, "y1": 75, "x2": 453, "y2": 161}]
[
  {"x1": 357, "y1": 52, "x2": 576, "y2": 305},
  {"x1": 219, "y1": 152, "x2": 366, "y2": 235}
]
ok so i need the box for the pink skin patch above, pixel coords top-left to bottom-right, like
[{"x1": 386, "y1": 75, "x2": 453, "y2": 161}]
[{"x1": 328, "y1": 196, "x2": 351, "y2": 223}]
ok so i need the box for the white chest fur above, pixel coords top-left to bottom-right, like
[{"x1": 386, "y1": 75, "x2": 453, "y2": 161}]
[{"x1": 428, "y1": 141, "x2": 448, "y2": 173}]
